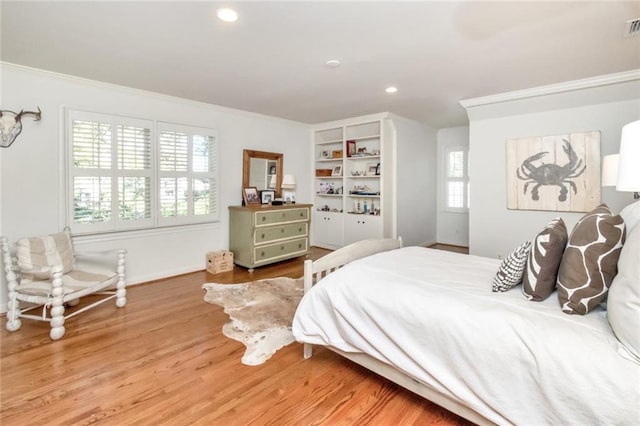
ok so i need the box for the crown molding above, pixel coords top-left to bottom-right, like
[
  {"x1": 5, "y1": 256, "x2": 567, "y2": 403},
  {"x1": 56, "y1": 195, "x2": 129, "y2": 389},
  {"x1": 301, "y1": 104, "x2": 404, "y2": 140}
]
[
  {"x1": 460, "y1": 69, "x2": 640, "y2": 109},
  {"x1": 0, "y1": 61, "x2": 308, "y2": 127}
]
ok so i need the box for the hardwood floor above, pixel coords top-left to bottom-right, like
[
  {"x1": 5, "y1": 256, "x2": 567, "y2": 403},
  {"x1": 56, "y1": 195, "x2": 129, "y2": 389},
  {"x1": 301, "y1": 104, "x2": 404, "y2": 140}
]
[
  {"x1": 427, "y1": 243, "x2": 469, "y2": 255},
  {"x1": 1, "y1": 247, "x2": 472, "y2": 425}
]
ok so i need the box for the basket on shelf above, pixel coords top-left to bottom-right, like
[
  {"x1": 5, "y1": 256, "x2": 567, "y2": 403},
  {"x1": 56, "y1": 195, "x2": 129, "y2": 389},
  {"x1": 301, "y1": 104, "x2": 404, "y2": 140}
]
[{"x1": 315, "y1": 169, "x2": 333, "y2": 177}]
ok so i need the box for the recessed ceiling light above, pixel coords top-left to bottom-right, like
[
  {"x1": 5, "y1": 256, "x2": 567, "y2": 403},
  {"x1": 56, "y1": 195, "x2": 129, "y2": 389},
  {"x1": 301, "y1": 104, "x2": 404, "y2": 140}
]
[
  {"x1": 326, "y1": 59, "x2": 341, "y2": 68},
  {"x1": 385, "y1": 86, "x2": 398, "y2": 94},
  {"x1": 217, "y1": 8, "x2": 238, "y2": 23}
]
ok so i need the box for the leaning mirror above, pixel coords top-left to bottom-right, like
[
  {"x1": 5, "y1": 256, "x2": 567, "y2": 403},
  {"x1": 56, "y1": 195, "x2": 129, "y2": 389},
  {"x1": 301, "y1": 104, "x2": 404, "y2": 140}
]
[{"x1": 242, "y1": 149, "x2": 283, "y2": 198}]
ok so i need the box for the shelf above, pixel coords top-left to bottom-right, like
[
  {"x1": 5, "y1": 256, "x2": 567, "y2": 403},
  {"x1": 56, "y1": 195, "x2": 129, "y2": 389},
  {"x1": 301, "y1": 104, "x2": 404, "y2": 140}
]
[
  {"x1": 348, "y1": 194, "x2": 380, "y2": 198},
  {"x1": 346, "y1": 155, "x2": 380, "y2": 160},
  {"x1": 316, "y1": 158, "x2": 343, "y2": 162},
  {"x1": 347, "y1": 175, "x2": 379, "y2": 179},
  {"x1": 315, "y1": 176, "x2": 342, "y2": 179},
  {"x1": 346, "y1": 134, "x2": 380, "y2": 142},
  {"x1": 316, "y1": 139, "x2": 343, "y2": 145},
  {"x1": 315, "y1": 193, "x2": 343, "y2": 197}
]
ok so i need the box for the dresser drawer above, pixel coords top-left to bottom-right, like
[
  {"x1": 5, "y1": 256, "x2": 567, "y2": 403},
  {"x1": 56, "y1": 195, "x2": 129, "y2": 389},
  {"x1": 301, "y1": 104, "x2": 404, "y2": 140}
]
[
  {"x1": 255, "y1": 208, "x2": 309, "y2": 226},
  {"x1": 254, "y1": 223, "x2": 308, "y2": 244},
  {"x1": 254, "y1": 238, "x2": 308, "y2": 263}
]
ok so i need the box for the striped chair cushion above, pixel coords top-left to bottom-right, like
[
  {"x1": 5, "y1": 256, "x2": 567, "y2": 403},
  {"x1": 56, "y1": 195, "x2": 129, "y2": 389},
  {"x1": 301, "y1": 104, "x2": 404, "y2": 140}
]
[
  {"x1": 17, "y1": 270, "x2": 116, "y2": 296},
  {"x1": 493, "y1": 241, "x2": 532, "y2": 292},
  {"x1": 16, "y1": 229, "x2": 74, "y2": 280}
]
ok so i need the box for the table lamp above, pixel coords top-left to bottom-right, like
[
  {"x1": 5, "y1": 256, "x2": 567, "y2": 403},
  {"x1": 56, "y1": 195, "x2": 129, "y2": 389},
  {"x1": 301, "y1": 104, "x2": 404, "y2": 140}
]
[
  {"x1": 617, "y1": 120, "x2": 640, "y2": 199},
  {"x1": 282, "y1": 174, "x2": 296, "y2": 203}
]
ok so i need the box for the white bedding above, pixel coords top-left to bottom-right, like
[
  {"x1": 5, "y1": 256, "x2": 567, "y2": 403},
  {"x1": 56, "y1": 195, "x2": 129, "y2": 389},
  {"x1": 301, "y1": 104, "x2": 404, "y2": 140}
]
[{"x1": 292, "y1": 246, "x2": 640, "y2": 425}]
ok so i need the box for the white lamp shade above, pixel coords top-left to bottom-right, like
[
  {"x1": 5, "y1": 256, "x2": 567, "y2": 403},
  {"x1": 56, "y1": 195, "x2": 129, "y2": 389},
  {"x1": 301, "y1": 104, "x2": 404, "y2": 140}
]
[
  {"x1": 281, "y1": 174, "x2": 296, "y2": 189},
  {"x1": 601, "y1": 154, "x2": 619, "y2": 186},
  {"x1": 617, "y1": 120, "x2": 640, "y2": 192}
]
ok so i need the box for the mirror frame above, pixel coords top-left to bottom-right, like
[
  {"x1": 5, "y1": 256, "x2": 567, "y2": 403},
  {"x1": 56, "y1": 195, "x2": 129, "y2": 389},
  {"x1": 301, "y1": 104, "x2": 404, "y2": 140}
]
[{"x1": 242, "y1": 149, "x2": 283, "y2": 198}]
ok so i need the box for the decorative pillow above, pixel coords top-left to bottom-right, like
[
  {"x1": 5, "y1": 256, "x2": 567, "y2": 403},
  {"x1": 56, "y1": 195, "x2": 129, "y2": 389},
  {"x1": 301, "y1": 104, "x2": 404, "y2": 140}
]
[
  {"x1": 16, "y1": 229, "x2": 74, "y2": 279},
  {"x1": 607, "y1": 225, "x2": 640, "y2": 363},
  {"x1": 522, "y1": 217, "x2": 568, "y2": 301},
  {"x1": 557, "y1": 205, "x2": 626, "y2": 315},
  {"x1": 493, "y1": 241, "x2": 532, "y2": 292}
]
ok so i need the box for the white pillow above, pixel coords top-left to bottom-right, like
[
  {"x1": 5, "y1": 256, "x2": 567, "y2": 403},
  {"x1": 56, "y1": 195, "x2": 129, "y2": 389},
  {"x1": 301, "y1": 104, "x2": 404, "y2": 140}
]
[
  {"x1": 607, "y1": 224, "x2": 640, "y2": 363},
  {"x1": 620, "y1": 200, "x2": 640, "y2": 233}
]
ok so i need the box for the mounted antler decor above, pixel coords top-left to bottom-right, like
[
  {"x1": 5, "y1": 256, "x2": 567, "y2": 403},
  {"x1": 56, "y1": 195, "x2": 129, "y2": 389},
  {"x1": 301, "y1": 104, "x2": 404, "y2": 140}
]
[{"x1": 0, "y1": 107, "x2": 42, "y2": 148}]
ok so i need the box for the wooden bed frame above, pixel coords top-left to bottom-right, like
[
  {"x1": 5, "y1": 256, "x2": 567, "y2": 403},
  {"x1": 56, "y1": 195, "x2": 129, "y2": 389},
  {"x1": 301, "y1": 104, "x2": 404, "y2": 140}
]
[{"x1": 301, "y1": 238, "x2": 492, "y2": 426}]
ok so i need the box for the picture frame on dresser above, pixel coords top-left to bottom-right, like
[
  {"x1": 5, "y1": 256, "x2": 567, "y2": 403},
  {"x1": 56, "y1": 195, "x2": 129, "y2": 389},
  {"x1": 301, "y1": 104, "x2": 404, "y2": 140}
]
[
  {"x1": 242, "y1": 187, "x2": 260, "y2": 206},
  {"x1": 332, "y1": 165, "x2": 342, "y2": 176},
  {"x1": 260, "y1": 190, "x2": 275, "y2": 204}
]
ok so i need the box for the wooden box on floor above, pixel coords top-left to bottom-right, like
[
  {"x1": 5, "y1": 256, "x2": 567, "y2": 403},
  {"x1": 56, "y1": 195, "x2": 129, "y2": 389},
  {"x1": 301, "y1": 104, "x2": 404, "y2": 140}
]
[{"x1": 206, "y1": 251, "x2": 234, "y2": 274}]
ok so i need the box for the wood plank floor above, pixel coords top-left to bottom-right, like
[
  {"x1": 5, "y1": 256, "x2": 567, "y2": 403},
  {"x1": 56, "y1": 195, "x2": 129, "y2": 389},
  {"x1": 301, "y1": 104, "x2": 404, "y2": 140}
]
[{"x1": 1, "y1": 247, "x2": 472, "y2": 425}]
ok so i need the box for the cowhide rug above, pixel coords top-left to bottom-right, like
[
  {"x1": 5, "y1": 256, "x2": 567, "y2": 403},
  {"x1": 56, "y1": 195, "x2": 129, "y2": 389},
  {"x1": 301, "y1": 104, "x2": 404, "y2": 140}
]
[{"x1": 202, "y1": 277, "x2": 303, "y2": 366}]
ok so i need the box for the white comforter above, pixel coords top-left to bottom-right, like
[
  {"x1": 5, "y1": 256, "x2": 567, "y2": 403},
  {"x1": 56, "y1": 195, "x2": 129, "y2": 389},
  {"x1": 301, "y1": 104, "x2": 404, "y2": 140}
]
[{"x1": 292, "y1": 246, "x2": 640, "y2": 425}]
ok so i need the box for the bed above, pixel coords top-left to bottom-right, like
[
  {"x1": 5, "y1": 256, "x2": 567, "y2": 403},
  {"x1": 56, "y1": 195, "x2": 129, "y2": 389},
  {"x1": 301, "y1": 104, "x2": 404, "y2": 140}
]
[{"x1": 292, "y1": 212, "x2": 640, "y2": 425}]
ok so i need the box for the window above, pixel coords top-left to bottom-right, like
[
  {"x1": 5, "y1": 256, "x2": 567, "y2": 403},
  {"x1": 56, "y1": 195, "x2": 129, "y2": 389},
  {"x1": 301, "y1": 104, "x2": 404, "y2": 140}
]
[
  {"x1": 67, "y1": 110, "x2": 218, "y2": 234},
  {"x1": 444, "y1": 146, "x2": 469, "y2": 211},
  {"x1": 157, "y1": 122, "x2": 218, "y2": 226}
]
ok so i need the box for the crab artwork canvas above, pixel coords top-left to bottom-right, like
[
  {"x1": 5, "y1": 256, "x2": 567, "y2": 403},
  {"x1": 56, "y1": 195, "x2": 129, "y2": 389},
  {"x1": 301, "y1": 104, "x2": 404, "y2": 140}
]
[{"x1": 506, "y1": 131, "x2": 601, "y2": 212}]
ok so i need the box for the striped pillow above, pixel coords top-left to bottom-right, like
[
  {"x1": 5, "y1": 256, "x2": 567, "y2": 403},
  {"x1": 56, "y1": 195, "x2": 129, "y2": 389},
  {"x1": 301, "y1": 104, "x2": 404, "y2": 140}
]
[
  {"x1": 522, "y1": 217, "x2": 568, "y2": 301},
  {"x1": 493, "y1": 241, "x2": 532, "y2": 292},
  {"x1": 16, "y1": 229, "x2": 74, "y2": 279}
]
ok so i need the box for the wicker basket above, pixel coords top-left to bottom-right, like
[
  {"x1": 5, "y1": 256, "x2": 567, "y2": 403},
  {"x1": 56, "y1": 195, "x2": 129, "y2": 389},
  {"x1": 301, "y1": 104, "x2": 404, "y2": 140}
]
[{"x1": 315, "y1": 169, "x2": 333, "y2": 177}]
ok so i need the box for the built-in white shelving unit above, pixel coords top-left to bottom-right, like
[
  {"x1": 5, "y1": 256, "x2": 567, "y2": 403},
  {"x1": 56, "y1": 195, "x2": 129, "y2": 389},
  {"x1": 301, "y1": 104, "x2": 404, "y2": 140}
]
[{"x1": 313, "y1": 118, "x2": 388, "y2": 249}]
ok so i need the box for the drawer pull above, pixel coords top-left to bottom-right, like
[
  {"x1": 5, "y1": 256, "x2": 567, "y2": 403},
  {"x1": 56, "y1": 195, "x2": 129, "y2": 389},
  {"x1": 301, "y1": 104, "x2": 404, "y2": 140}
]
[
  {"x1": 261, "y1": 217, "x2": 266, "y2": 222},
  {"x1": 261, "y1": 233, "x2": 265, "y2": 239},
  {"x1": 261, "y1": 251, "x2": 265, "y2": 256},
  {"x1": 281, "y1": 229, "x2": 285, "y2": 233},
  {"x1": 281, "y1": 246, "x2": 285, "y2": 250}
]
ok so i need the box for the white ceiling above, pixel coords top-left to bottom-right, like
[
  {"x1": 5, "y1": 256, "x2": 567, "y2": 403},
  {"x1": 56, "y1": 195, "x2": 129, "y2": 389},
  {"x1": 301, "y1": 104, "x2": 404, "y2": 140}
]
[{"x1": 1, "y1": 1, "x2": 639, "y2": 128}]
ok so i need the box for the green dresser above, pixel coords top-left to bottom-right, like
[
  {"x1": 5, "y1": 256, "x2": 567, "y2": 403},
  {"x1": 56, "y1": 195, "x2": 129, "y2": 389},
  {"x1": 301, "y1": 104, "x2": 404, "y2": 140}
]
[{"x1": 229, "y1": 204, "x2": 312, "y2": 271}]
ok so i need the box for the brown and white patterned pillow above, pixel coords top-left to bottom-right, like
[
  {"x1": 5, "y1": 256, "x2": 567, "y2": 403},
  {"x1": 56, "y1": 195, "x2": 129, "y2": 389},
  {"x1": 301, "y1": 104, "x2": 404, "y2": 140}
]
[
  {"x1": 557, "y1": 205, "x2": 626, "y2": 315},
  {"x1": 522, "y1": 217, "x2": 568, "y2": 301},
  {"x1": 493, "y1": 241, "x2": 532, "y2": 292},
  {"x1": 16, "y1": 229, "x2": 74, "y2": 279}
]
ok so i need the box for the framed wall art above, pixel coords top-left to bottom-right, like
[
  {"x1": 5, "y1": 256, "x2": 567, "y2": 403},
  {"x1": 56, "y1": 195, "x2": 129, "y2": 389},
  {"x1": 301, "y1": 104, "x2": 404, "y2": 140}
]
[{"x1": 506, "y1": 131, "x2": 601, "y2": 212}]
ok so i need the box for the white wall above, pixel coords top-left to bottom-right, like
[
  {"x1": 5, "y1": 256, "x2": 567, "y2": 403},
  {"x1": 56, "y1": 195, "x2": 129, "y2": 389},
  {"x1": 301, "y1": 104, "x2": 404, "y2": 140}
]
[
  {"x1": 436, "y1": 126, "x2": 469, "y2": 246},
  {"x1": 463, "y1": 74, "x2": 640, "y2": 258},
  {"x1": 391, "y1": 113, "x2": 438, "y2": 247},
  {"x1": 0, "y1": 63, "x2": 310, "y2": 312}
]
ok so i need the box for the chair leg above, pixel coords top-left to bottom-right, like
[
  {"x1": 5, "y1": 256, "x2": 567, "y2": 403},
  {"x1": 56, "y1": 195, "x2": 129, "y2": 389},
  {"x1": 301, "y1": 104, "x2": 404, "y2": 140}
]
[
  {"x1": 2, "y1": 237, "x2": 22, "y2": 332},
  {"x1": 5, "y1": 291, "x2": 21, "y2": 332},
  {"x1": 115, "y1": 249, "x2": 127, "y2": 308},
  {"x1": 49, "y1": 267, "x2": 66, "y2": 340}
]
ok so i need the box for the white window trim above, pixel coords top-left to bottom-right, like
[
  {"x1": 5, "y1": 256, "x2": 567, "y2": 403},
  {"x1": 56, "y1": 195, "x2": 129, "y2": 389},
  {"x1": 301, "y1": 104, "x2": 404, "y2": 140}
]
[
  {"x1": 443, "y1": 145, "x2": 469, "y2": 213},
  {"x1": 157, "y1": 121, "x2": 219, "y2": 227},
  {"x1": 65, "y1": 109, "x2": 219, "y2": 235}
]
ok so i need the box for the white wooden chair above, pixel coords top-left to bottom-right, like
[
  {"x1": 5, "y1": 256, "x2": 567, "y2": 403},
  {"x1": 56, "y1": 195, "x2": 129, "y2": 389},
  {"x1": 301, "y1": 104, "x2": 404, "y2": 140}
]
[{"x1": 0, "y1": 227, "x2": 126, "y2": 340}]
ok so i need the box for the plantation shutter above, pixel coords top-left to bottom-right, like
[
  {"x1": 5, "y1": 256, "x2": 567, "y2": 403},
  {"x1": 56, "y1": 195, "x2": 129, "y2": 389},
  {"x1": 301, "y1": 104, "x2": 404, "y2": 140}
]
[
  {"x1": 67, "y1": 110, "x2": 154, "y2": 233},
  {"x1": 445, "y1": 147, "x2": 469, "y2": 212},
  {"x1": 158, "y1": 123, "x2": 219, "y2": 226}
]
